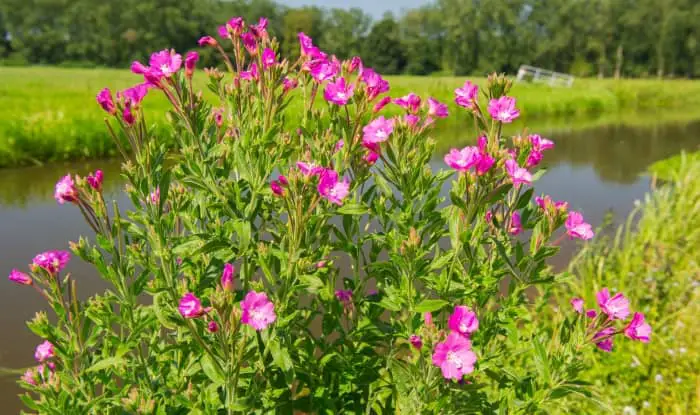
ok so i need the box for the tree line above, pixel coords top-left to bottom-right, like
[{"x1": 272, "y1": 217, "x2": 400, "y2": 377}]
[{"x1": 1, "y1": 0, "x2": 699, "y2": 78}]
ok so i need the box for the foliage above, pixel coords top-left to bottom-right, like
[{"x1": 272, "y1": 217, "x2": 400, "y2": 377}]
[
  {"x1": 538, "y1": 158, "x2": 700, "y2": 413},
  {"x1": 648, "y1": 151, "x2": 700, "y2": 181},
  {"x1": 8, "y1": 19, "x2": 650, "y2": 414},
  {"x1": 2, "y1": 0, "x2": 700, "y2": 77}
]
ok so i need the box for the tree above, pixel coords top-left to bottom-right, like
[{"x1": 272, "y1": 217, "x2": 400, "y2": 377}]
[
  {"x1": 362, "y1": 13, "x2": 406, "y2": 74},
  {"x1": 319, "y1": 8, "x2": 371, "y2": 59}
]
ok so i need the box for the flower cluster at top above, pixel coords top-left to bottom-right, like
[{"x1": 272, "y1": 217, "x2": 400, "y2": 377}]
[{"x1": 571, "y1": 288, "x2": 652, "y2": 352}]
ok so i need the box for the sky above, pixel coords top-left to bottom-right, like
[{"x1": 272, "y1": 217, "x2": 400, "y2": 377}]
[{"x1": 282, "y1": 0, "x2": 433, "y2": 18}]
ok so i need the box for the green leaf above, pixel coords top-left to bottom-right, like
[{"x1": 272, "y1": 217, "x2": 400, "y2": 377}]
[
  {"x1": 299, "y1": 274, "x2": 325, "y2": 293},
  {"x1": 86, "y1": 357, "x2": 126, "y2": 373},
  {"x1": 414, "y1": 299, "x2": 449, "y2": 313},
  {"x1": 201, "y1": 354, "x2": 226, "y2": 385},
  {"x1": 337, "y1": 202, "x2": 369, "y2": 215},
  {"x1": 269, "y1": 338, "x2": 294, "y2": 384}
]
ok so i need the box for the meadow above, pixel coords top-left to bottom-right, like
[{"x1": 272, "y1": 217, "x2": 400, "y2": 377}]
[{"x1": 3, "y1": 66, "x2": 700, "y2": 168}]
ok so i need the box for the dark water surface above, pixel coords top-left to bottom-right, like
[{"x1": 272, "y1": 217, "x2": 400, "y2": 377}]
[{"x1": 1, "y1": 120, "x2": 699, "y2": 411}]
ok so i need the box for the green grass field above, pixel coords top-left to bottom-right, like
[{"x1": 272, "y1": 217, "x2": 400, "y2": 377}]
[{"x1": 3, "y1": 66, "x2": 700, "y2": 168}]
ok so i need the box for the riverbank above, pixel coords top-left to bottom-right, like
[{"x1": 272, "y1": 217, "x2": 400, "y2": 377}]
[
  {"x1": 3, "y1": 66, "x2": 700, "y2": 168},
  {"x1": 542, "y1": 158, "x2": 700, "y2": 414}
]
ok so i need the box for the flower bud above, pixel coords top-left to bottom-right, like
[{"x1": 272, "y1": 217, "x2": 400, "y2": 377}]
[
  {"x1": 221, "y1": 263, "x2": 235, "y2": 292},
  {"x1": 207, "y1": 321, "x2": 219, "y2": 333},
  {"x1": 185, "y1": 51, "x2": 199, "y2": 78},
  {"x1": 198, "y1": 36, "x2": 217, "y2": 47}
]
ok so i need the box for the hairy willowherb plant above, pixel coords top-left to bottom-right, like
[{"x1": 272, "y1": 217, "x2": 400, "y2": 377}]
[{"x1": 8, "y1": 17, "x2": 651, "y2": 414}]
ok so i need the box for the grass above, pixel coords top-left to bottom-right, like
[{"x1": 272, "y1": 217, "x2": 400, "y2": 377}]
[
  {"x1": 3, "y1": 66, "x2": 700, "y2": 168},
  {"x1": 547, "y1": 157, "x2": 700, "y2": 414}
]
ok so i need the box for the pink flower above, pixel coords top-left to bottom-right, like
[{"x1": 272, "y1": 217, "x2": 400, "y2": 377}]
[
  {"x1": 240, "y1": 32, "x2": 257, "y2": 55},
  {"x1": 427, "y1": 97, "x2": 449, "y2": 118},
  {"x1": 324, "y1": 77, "x2": 354, "y2": 106},
  {"x1": 221, "y1": 263, "x2": 234, "y2": 291},
  {"x1": 118, "y1": 83, "x2": 150, "y2": 106},
  {"x1": 198, "y1": 36, "x2": 217, "y2": 47},
  {"x1": 526, "y1": 150, "x2": 543, "y2": 167},
  {"x1": 596, "y1": 288, "x2": 630, "y2": 320},
  {"x1": 87, "y1": 170, "x2": 104, "y2": 191},
  {"x1": 8, "y1": 269, "x2": 32, "y2": 286},
  {"x1": 404, "y1": 114, "x2": 420, "y2": 128},
  {"x1": 586, "y1": 309, "x2": 598, "y2": 318},
  {"x1": 21, "y1": 368, "x2": 37, "y2": 385},
  {"x1": 593, "y1": 327, "x2": 616, "y2": 352},
  {"x1": 262, "y1": 48, "x2": 277, "y2": 69},
  {"x1": 393, "y1": 93, "x2": 421, "y2": 113},
  {"x1": 240, "y1": 63, "x2": 259, "y2": 81},
  {"x1": 178, "y1": 293, "x2": 206, "y2": 319},
  {"x1": 317, "y1": 169, "x2": 351, "y2": 206},
  {"x1": 624, "y1": 312, "x2": 652, "y2": 343},
  {"x1": 565, "y1": 211, "x2": 594, "y2": 240},
  {"x1": 409, "y1": 334, "x2": 423, "y2": 349},
  {"x1": 225, "y1": 17, "x2": 245, "y2": 37},
  {"x1": 283, "y1": 77, "x2": 298, "y2": 93},
  {"x1": 348, "y1": 56, "x2": 362, "y2": 73},
  {"x1": 96, "y1": 88, "x2": 116, "y2": 114},
  {"x1": 296, "y1": 161, "x2": 323, "y2": 177},
  {"x1": 504, "y1": 159, "x2": 532, "y2": 185},
  {"x1": 508, "y1": 211, "x2": 523, "y2": 235},
  {"x1": 488, "y1": 96, "x2": 520, "y2": 123},
  {"x1": 432, "y1": 332, "x2": 477, "y2": 380},
  {"x1": 250, "y1": 17, "x2": 268, "y2": 38},
  {"x1": 529, "y1": 134, "x2": 554, "y2": 152},
  {"x1": 298, "y1": 32, "x2": 320, "y2": 58},
  {"x1": 278, "y1": 175, "x2": 289, "y2": 186},
  {"x1": 54, "y1": 174, "x2": 77, "y2": 204},
  {"x1": 455, "y1": 81, "x2": 479, "y2": 109},
  {"x1": 241, "y1": 290, "x2": 276, "y2": 330},
  {"x1": 185, "y1": 51, "x2": 199, "y2": 77},
  {"x1": 34, "y1": 341, "x2": 54, "y2": 362},
  {"x1": 448, "y1": 306, "x2": 479, "y2": 337},
  {"x1": 571, "y1": 298, "x2": 584, "y2": 313},
  {"x1": 207, "y1": 321, "x2": 219, "y2": 333},
  {"x1": 373, "y1": 96, "x2": 391, "y2": 113},
  {"x1": 310, "y1": 57, "x2": 340, "y2": 82},
  {"x1": 33, "y1": 251, "x2": 70, "y2": 275},
  {"x1": 475, "y1": 153, "x2": 495, "y2": 175},
  {"x1": 362, "y1": 116, "x2": 394, "y2": 145},
  {"x1": 444, "y1": 147, "x2": 480, "y2": 172},
  {"x1": 360, "y1": 68, "x2": 390, "y2": 100},
  {"x1": 335, "y1": 289, "x2": 353, "y2": 304},
  {"x1": 149, "y1": 49, "x2": 182, "y2": 78}
]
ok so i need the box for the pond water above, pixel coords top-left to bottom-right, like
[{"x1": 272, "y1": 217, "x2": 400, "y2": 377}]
[{"x1": 1, "y1": 119, "x2": 699, "y2": 411}]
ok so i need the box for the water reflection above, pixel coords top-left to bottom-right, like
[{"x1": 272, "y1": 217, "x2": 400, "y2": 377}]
[{"x1": 0, "y1": 118, "x2": 699, "y2": 412}]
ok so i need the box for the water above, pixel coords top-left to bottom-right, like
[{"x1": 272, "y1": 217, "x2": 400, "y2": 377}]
[{"x1": 1, "y1": 120, "x2": 699, "y2": 411}]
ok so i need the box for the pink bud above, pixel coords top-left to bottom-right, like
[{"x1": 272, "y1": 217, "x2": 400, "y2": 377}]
[
  {"x1": 423, "y1": 312, "x2": 433, "y2": 327},
  {"x1": 221, "y1": 263, "x2": 234, "y2": 291},
  {"x1": 185, "y1": 51, "x2": 199, "y2": 78},
  {"x1": 87, "y1": 170, "x2": 104, "y2": 191},
  {"x1": 373, "y1": 96, "x2": 391, "y2": 113},
  {"x1": 8, "y1": 269, "x2": 32, "y2": 286},
  {"x1": 207, "y1": 321, "x2": 219, "y2": 333},
  {"x1": 409, "y1": 334, "x2": 423, "y2": 349},
  {"x1": 198, "y1": 36, "x2": 217, "y2": 47}
]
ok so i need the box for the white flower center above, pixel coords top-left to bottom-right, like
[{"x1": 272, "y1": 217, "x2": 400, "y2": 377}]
[
  {"x1": 459, "y1": 323, "x2": 468, "y2": 332},
  {"x1": 499, "y1": 110, "x2": 510, "y2": 119},
  {"x1": 161, "y1": 64, "x2": 172, "y2": 75},
  {"x1": 447, "y1": 351, "x2": 463, "y2": 369}
]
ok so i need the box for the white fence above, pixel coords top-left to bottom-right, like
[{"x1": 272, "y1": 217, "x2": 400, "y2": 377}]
[{"x1": 516, "y1": 65, "x2": 574, "y2": 87}]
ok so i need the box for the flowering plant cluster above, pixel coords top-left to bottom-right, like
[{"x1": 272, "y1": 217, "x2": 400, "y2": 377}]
[{"x1": 8, "y1": 17, "x2": 649, "y2": 413}]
